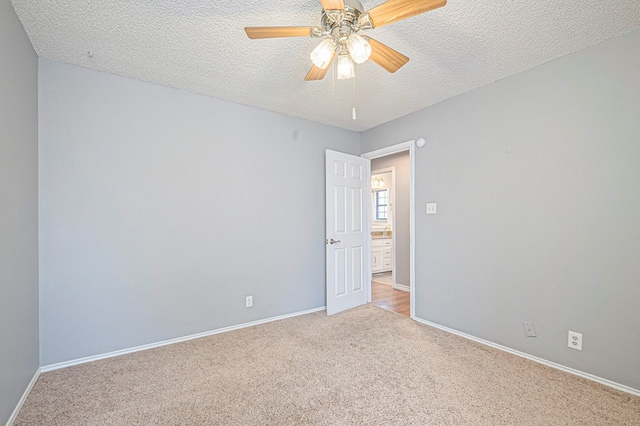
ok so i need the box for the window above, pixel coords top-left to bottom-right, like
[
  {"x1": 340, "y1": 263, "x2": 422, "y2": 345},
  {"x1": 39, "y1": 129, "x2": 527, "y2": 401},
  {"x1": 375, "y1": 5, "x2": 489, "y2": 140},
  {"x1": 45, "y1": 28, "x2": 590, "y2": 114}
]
[{"x1": 374, "y1": 190, "x2": 388, "y2": 221}]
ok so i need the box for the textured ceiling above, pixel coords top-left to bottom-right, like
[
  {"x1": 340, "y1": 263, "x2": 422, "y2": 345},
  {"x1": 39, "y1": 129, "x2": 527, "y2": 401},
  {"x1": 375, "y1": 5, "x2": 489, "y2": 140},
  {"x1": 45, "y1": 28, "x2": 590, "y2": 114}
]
[{"x1": 10, "y1": 0, "x2": 640, "y2": 131}]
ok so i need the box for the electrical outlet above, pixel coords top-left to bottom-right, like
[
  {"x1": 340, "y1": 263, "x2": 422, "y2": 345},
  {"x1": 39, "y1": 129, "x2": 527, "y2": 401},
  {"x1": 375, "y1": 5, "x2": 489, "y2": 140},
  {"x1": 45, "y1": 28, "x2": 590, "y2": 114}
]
[
  {"x1": 522, "y1": 322, "x2": 537, "y2": 337},
  {"x1": 568, "y1": 331, "x2": 582, "y2": 351},
  {"x1": 426, "y1": 203, "x2": 437, "y2": 215},
  {"x1": 246, "y1": 295, "x2": 253, "y2": 308}
]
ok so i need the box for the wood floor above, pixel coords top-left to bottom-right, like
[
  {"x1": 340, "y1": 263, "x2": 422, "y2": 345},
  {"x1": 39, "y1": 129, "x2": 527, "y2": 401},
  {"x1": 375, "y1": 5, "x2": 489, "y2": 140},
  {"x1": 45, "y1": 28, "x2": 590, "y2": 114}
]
[{"x1": 371, "y1": 274, "x2": 410, "y2": 317}]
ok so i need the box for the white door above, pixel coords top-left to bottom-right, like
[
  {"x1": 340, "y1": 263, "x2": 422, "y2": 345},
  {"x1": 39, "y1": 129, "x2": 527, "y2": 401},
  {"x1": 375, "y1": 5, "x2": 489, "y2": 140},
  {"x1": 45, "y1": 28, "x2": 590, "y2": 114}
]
[{"x1": 326, "y1": 150, "x2": 370, "y2": 315}]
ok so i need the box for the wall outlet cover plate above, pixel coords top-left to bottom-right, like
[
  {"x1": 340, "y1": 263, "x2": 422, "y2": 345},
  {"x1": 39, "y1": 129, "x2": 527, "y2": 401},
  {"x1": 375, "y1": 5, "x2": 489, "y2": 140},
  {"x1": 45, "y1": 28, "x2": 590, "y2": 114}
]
[
  {"x1": 522, "y1": 322, "x2": 537, "y2": 337},
  {"x1": 568, "y1": 330, "x2": 582, "y2": 351}
]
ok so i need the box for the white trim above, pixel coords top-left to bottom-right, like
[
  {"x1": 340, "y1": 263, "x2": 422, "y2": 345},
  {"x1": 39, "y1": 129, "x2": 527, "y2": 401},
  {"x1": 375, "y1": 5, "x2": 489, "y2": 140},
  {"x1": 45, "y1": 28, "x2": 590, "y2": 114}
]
[
  {"x1": 393, "y1": 283, "x2": 410, "y2": 292},
  {"x1": 6, "y1": 368, "x2": 40, "y2": 426},
  {"x1": 413, "y1": 316, "x2": 640, "y2": 397},
  {"x1": 41, "y1": 307, "x2": 326, "y2": 372},
  {"x1": 363, "y1": 141, "x2": 415, "y2": 319},
  {"x1": 363, "y1": 142, "x2": 413, "y2": 159}
]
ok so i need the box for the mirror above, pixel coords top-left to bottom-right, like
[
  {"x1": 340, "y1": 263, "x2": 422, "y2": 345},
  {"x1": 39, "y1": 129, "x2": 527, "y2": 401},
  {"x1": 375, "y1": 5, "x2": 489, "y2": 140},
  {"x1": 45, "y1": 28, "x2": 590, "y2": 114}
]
[{"x1": 371, "y1": 170, "x2": 393, "y2": 232}]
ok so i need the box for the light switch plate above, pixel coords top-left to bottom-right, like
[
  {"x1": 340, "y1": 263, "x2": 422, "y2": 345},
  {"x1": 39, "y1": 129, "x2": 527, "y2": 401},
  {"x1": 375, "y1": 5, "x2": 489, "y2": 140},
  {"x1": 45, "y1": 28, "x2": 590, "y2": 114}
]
[
  {"x1": 426, "y1": 203, "x2": 437, "y2": 215},
  {"x1": 522, "y1": 322, "x2": 537, "y2": 337}
]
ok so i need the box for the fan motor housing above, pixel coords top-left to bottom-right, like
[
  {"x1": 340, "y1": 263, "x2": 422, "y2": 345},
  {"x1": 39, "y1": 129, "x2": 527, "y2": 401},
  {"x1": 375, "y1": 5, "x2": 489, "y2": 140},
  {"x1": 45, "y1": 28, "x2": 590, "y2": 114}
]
[{"x1": 321, "y1": 0, "x2": 364, "y2": 33}]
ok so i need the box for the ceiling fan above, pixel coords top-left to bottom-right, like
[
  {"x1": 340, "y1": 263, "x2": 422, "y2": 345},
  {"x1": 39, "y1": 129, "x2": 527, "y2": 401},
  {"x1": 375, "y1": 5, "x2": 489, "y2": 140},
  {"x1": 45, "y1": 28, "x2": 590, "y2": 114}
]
[{"x1": 244, "y1": 0, "x2": 447, "y2": 81}]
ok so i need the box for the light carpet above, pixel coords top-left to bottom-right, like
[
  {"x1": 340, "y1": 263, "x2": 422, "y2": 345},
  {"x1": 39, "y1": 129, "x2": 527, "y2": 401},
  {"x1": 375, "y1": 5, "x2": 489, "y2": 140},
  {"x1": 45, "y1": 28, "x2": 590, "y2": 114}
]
[{"x1": 15, "y1": 305, "x2": 640, "y2": 425}]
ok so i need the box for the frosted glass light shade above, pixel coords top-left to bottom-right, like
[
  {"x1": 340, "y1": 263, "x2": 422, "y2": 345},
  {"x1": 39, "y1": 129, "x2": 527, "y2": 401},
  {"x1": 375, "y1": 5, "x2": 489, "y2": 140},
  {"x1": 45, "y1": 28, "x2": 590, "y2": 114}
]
[
  {"x1": 310, "y1": 38, "x2": 336, "y2": 69},
  {"x1": 346, "y1": 34, "x2": 371, "y2": 64},
  {"x1": 337, "y1": 54, "x2": 355, "y2": 80}
]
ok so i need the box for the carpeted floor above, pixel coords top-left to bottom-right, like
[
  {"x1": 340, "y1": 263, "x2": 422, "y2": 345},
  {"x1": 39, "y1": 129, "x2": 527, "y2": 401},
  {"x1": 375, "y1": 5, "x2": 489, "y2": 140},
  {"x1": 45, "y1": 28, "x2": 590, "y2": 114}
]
[{"x1": 16, "y1": 305, "x2": 640, "y2": 425}]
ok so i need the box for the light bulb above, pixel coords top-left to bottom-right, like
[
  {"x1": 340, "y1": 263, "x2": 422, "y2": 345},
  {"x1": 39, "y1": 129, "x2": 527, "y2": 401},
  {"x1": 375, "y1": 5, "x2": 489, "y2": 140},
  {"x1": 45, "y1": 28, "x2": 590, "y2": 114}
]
[
  {"x1": 337, "y1": 54, "x2": 355, "y2": 80},
  {"x1": 346, "y1": 34, "x2": 371, "y2": 64},
  {"x1": 310, "y1": 38, "x2": 336, "y2": 69}
]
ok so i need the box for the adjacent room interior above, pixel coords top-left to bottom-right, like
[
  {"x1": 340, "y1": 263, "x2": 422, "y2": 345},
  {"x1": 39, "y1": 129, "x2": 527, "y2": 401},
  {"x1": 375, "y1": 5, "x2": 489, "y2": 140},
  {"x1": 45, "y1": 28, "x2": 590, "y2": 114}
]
[
  {"x1": 369, "y1": 149, "x2": 412, "y2": 317},
  {"x1": 2, "y1": 0, "x2": 640, "y2": 424}
]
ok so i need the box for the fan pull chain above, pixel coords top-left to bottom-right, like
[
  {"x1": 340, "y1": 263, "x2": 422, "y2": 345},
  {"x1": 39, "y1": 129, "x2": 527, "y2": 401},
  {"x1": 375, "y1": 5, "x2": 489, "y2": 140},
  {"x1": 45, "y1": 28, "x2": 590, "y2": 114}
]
[{"x1": 352, "y1": 76, "x2": 357, "y2": 120}]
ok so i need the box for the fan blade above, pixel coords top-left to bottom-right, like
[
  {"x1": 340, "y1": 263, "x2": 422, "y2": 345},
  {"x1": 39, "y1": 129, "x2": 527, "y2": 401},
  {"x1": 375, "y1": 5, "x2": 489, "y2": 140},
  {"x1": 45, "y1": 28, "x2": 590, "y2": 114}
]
[
  {"x1": 367, "y1": 0, "x2": 446, "y2": 28},
  {"x1": 305, "y1": 53, "x2": 336, "y2": 81},
  {"x1": 244, "y1": 26, "x2": 314, "y2": 39},
  {"x1": 320, "y1": 0, "x2": 345, "y2": 10},
  {"x1": 366, "y1": 37, "x2": 409, "y2": 73}
]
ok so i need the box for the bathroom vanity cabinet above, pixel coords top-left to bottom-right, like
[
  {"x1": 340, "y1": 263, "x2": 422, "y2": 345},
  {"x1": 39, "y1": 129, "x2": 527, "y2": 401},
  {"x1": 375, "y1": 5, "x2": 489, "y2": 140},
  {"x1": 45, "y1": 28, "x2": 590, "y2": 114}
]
[{"x1": 371, "y1": 238, "x2": 392, "y2": 273}]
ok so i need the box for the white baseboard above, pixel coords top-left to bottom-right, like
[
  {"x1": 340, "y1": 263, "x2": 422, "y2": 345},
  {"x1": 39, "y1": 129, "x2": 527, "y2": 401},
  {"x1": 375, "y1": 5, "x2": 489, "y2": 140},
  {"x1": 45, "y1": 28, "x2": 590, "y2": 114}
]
[
  {"x1": 41, "y1": 306, "x2": 326, "y2": 373},
  {"x1": 393, "y1": 283, "x2": 410, "y2": 292},
  {"x1": 6, "y1": 368, "x2": 40, "y2": 426},
  {"x1": 413, "y1": 316, "x2": 640, "y2": 397}
]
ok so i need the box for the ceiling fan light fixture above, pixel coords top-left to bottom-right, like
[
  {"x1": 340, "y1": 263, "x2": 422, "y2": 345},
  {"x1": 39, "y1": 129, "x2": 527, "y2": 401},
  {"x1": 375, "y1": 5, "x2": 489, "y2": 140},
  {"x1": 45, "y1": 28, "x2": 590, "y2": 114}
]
[
  {"x1": 310, "y1": 38, "x2": 336, "y2": 69},
  {"x1": 245, "y1": 0, "x2": 447, "y2": 81},
  {"x1": 337, "y1": 53, "x2": 355, "y2": 80},
  {"x1": 346, "y1": 33, "x2": 371, "y2": 64}
]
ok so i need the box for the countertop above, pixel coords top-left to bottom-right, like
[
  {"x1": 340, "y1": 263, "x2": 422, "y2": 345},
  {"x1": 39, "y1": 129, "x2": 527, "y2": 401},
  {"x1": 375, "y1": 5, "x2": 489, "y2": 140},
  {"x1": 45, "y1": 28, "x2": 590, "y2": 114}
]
[{"x1": 371, "y1": 231, "x2": 392, "y2": 239}]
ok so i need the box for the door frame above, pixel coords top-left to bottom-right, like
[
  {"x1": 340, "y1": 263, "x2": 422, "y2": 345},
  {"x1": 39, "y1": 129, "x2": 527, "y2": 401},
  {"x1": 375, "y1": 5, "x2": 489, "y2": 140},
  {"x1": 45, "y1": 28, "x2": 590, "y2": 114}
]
[{"x1": 362, "y1": 140, "x2": 416, "y2": 319}]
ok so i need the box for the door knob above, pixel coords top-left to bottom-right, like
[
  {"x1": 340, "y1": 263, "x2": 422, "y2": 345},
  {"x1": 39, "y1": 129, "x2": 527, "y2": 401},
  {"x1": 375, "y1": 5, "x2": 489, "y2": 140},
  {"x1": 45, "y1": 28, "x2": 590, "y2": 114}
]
[{"x1": 326, "y1": 238, "x2": 341, "y2": 245}]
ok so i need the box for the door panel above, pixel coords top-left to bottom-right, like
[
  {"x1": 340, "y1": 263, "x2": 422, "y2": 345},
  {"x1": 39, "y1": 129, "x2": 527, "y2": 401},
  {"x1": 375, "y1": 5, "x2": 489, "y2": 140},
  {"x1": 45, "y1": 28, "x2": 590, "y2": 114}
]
[
  {"x1": 326, "y1": 150, "x2": 370, "y2": 315},
  {"x1": 351, "y1": 187, "x2": 363, "y2": 232},
  {"x1": 352, "y1": 246, "x2": 363, "y2": 292}
]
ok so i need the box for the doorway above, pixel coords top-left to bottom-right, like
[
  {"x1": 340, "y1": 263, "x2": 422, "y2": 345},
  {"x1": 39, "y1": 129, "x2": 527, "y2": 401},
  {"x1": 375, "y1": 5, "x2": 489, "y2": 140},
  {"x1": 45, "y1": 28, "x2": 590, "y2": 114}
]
[{"x1": 362, "y1": 141, "x2": 415, "y2": 318}]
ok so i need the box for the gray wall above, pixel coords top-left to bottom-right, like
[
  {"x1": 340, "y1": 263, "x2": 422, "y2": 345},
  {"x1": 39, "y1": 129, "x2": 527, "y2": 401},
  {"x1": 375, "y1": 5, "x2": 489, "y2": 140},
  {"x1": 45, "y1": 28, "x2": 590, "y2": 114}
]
[
  {"x1": 38, "y1": 58, "x2": 360, "y2": 366},
  {"x1": 371, "y1": 151, "x2": 410, "y2": 288},
  {"x1": 361, "y1": 29, "x2": 640, "y2": 390},
  {"x1": 0, "y1": 0, "x2": 39, "y2": 423}
]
